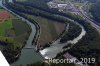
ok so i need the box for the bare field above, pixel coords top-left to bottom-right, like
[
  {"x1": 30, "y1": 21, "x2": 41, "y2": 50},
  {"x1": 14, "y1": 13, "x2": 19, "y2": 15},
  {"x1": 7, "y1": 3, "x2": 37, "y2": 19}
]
[
  {"x1": 26, "y1": 14, "x2": 66, "y2": 46},
  {"x1": 36, "y1": 17, "x2": 66, "y2": 46}
]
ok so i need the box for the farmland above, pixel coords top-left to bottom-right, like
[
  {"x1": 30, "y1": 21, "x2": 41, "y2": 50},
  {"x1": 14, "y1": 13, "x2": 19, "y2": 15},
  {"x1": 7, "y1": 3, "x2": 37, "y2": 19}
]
[
  {"x1": 25, "y1": 14, "x2": 66, "y2": 46},
  {"x1": 36, "y1": 17, "x2": 65, "y2": 46},
  {"x1": 0, "y1": 19, "x2": 12, "y2": 36},
  {"x1": 12, "y1": 19, "x2": 31, "y2": 43},
  {"x1": 0, "y1": 9, "x2": 31, "y2": 63},
  {"x1": 0, "y1": 9, "x2": 31, "y2": 44}
]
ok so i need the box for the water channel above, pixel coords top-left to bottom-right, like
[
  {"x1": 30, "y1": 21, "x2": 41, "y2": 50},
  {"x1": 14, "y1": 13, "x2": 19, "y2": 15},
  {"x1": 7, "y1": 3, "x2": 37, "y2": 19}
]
[{"x1": 0, "y1": 0, "x2": 86, "y2": 66}]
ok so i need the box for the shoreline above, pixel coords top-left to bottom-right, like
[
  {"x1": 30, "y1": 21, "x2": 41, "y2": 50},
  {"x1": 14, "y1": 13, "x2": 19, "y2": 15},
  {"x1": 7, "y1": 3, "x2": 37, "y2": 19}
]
[{"x1": 2, "y1": 0, "x2": 44, "y2": 65}]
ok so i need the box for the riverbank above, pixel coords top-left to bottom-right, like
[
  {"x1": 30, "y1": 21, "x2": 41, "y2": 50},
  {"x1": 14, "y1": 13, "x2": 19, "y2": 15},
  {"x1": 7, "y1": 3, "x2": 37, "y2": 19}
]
[
  {"x1": 4, "y1": 0, "x2": 86, "y2": 60},
  {"x1": 1, "y1": 0, "x2": 44, "y2": 66},
  {"x1": 39, "y1": 19, "x2": 86, "y2": 59}
]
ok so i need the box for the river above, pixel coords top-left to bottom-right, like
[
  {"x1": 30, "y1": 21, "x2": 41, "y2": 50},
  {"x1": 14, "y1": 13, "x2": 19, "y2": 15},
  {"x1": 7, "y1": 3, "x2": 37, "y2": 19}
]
[
  {"x1": 0, "y1": 0, "x2": 44, "y2": 66},
  {"x1": 40, "y1": 20, "x2": 86, "y2": 59},
  {"x1": 0, "y1": 0, "x2": 86, "y2": 66}
]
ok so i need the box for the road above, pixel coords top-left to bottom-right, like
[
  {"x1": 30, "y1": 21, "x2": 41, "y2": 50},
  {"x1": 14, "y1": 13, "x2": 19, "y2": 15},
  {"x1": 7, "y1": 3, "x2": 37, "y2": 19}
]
[
  {"x1": 69, "y1": 1, "x2": 100, "y2": 33},
  {"x1": 79, "y1": 3, "x2": 100, "y2": 33}
]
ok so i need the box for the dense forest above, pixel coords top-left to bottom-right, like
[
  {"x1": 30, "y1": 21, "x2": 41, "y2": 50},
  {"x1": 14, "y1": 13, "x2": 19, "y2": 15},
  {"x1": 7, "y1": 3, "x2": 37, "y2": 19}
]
[
  {"x1": 60, "y1": 22, "x2": 82, "y2": 43},
  {"x1": 68, "y1": 16, "x2": 100, "y2": 66}
]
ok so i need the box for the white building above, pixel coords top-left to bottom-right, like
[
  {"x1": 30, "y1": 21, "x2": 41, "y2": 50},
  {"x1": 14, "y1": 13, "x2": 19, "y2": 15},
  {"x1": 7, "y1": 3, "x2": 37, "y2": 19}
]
[{"x1": 57, "y1": 4, "x2": 67, "y2": 8}]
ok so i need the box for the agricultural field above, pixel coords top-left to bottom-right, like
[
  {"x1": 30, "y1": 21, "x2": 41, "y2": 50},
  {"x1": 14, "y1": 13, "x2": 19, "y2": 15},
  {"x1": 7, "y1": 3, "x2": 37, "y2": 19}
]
[
  {"x1": 0, "y1": 9, "x2": 31, "y2": 48},
  {"x1": 25, "y1": 14, "x2": 66, "y2": 46},
  {"x1": 0, "y1": 19, "x2": 12, "y2": 36},
  {"x1": 12, "y1": 19, "x2": 31, "y2": 43},
  {"x1": 0, "y1": 9, "x2": 31, "y2": 63}
]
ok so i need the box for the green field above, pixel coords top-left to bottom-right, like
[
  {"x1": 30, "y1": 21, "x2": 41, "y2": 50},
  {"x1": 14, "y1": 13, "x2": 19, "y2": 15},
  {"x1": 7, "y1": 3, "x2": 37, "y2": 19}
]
[
  {"x1": 0, "y1": 18, "x2": 31, "y2": 48},
  {"x1": 0, "y1": 18, "x2": 31, "y2": 63},
  {"x1": 0, "y1": 19, "x2": 12, "y2": 36},
  {"x1": 12, "y1": 19, "x2": 31, "y2": 36},
  {"x1": 12, "y1": 19, "x2": 31, "y2": 43},
  {"x1": 0, "y1": 7, "x2": 4, "y2": 11}
]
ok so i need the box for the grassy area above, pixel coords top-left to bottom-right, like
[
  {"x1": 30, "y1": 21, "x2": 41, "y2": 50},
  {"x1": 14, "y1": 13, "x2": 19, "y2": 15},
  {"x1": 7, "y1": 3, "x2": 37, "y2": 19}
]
[
  {"x1": 12, "y1": 19, "x2": 31, "y2": 43},
  {"x1": 0, "y1": 9, "x2": 31, "y2": 63},
  {"x1": 0, "y1": 18, "x2": 31, "y2": 63},
  {"x1": 0, "y1": 18, "x2": 31, "y2": 49},
  {"x1": 12, "y1": 19, "x2": 30, "y2": 36},
  {"x1": 25, "y1": 14, "x2": 66, "y2": 46},
  {"x1": 0, "y1": 36, "x2": 22, "y2": 49},
  {"x1": 0, "y1": 8, "x2": 4, "y2": 12},
  {"x1": 35, "y1": 17, "x2": 65, "y2": 46},
  {"x1": 0, "y1": 19, "x2": 12, "y2": 36}
]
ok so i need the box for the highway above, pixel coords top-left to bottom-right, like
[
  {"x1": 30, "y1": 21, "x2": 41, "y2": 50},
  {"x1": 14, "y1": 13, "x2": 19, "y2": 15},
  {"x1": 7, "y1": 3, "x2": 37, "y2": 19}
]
[
  {"x1": 69, "y1": 1, "x2": 100, "y2": 33},
  {"x1": 79, "y1": 4, "x2": 100, "y2": 33}
]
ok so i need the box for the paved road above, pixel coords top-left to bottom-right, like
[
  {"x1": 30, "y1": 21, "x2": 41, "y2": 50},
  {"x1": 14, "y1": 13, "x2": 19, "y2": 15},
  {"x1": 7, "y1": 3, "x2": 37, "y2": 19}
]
[
  {"x1": 66, "y1": 1, "x2": 100, "y2": 34},
  {"x1": 71, "y1": 1, "x2": 100, "y2": 34},
  {"x1": 79, "y1": 4, "x2": 100, "y2": 33}
]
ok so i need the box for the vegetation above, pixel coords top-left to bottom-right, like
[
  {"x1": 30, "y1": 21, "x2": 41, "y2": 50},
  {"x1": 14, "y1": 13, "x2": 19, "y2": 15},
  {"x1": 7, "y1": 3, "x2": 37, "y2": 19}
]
[
  {"x1": 0, "y1": 19, "x2": 31, "y2": 63},
  {"x1": 89, "y1": 0, "x2": 100, "y2": 23},
  {"x1": 0, "y1": 19, "x2": 12, "y2": 36},
  {"x1": 67, "y1": 16, "x2": 100, "y2": 66},
  {"x1": 0, "y1": 9, "x2": 31, "y2": 63},
  {"x1": 5, "y1": 1, "x2": 82, "y2": 45},
  {"x1": 4, "y1": 0, "x2": 100, "y2": 66},
  {"x1": 60, "y1": 22, "x2": 82, "y2": 43},
  {"x1": 5, "y1": 1, "x2": 67, "y2": 46},
  {"x1": 12, "y1": 19, "x2": 31, "y2": 36},
  {"x1": 24, "y1": 14, "x2": 65, "y2": 47}
]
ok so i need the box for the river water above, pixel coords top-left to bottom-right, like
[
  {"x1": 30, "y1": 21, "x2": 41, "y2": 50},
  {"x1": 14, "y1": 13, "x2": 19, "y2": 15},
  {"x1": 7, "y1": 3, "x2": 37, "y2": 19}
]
[
  {"x1": 7, "y1": 5, "x2": 44, "y2": 66},
  {"x1": 0, "y1": 0, "x2": 44, "y2": 66},
  {"x1": 10, "y1": 18, "x2": 44, "y2": 66},
  {"x1": 0, "y1": 0, "x2": 86, "y2": 66},
  {"x1": 40, "y1": 21, "x2": 86, "y2": 59}
]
